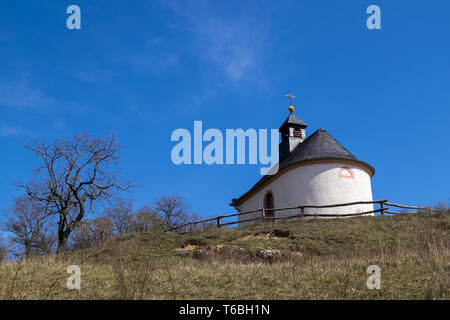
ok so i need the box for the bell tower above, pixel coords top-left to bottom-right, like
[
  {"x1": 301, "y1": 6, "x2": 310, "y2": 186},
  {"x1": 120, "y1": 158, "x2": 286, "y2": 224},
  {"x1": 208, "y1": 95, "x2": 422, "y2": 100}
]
[{"x1": 279, "y1": 90, "x2": 308, "y2": 162}]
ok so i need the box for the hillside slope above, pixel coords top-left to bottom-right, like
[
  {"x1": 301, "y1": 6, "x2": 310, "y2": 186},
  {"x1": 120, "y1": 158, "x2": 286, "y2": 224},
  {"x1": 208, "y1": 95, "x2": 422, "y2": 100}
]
[{"x1": 0, "y1": 213, "x2": 448, "y2": 299}]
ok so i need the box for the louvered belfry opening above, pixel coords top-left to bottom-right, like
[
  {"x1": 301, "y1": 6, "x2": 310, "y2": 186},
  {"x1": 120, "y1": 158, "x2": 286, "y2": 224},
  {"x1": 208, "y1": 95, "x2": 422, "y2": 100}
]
[
  {"x1": 278, "y1": 112, "x2": 308, "y2": 162},
  {"x1": 293, "y1": 129, "x2": 302, "y2": 138}
]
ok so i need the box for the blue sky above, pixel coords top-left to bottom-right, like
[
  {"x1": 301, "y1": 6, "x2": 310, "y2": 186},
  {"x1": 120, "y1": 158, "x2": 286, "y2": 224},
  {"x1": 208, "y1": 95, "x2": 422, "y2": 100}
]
[{"x1": 0, "y1": 0, "x2": 449, "y2": 225}]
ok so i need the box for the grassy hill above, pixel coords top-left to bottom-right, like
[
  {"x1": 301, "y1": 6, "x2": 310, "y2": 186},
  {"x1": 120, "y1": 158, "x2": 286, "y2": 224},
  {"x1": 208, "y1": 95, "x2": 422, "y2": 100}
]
[{"x1": 0, "y1": 212, "x2": 448, "y2": 299}]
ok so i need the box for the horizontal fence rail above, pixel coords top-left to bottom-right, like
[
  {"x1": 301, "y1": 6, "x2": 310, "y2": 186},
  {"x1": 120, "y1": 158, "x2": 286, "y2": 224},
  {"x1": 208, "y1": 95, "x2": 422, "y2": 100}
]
[
  {"x1": 165, "y1": 200, "x2": 439, "y2": 234},
  {"x1": 384, "y1": 202, "x2": 434, "y2": 211}
]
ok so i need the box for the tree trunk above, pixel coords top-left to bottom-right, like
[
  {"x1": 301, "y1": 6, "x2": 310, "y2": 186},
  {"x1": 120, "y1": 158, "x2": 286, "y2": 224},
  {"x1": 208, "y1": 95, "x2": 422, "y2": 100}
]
[
  {"x1": 24, "y1": 241, "x2": 31, "y2": 259},
  {"x1": 56, "y1": 230, "x2": 70, "y2": 254}
]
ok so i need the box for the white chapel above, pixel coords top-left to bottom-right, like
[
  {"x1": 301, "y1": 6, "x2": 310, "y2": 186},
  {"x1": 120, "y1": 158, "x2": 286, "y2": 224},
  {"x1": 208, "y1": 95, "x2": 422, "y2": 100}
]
[{"x1": 230, "y1": 95, "x2": 375, "y2": 226}]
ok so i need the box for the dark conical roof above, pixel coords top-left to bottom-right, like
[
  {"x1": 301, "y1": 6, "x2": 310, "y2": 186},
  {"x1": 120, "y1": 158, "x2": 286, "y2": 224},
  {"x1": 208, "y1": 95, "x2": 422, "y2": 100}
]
[
  {"x1": 231, "y1": 128, "x2": 375, "y2": 206},
  {"x1": 281, "y1": 128, "x2": 356, "y2": 167},
  {"x1": 279, "y1": 113, "x2": 308, "y2": 131}
]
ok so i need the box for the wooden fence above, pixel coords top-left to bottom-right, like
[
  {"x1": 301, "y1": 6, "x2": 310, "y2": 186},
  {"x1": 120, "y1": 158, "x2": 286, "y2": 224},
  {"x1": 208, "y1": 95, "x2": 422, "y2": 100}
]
[{"x1": 165, "y1": 200, "x2": 437, "y2": 234}]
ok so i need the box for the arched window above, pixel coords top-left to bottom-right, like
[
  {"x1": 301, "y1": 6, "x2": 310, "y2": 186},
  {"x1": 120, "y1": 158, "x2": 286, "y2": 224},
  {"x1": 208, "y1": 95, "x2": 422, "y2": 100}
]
[{"x1": 264, "y1": 191, "x2": 275, "y2": 217}]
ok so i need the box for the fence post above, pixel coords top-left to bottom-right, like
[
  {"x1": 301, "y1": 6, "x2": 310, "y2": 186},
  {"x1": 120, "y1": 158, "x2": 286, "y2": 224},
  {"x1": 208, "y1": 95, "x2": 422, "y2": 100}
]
[
  {"x1": 261, "y1": 209, "x2": 266, "y2": 222},
  {"x1": 300, "y1": 207, "x2": 305, "y2": 220},
  {"x1": 381, "y1": 201, "x2": 385, "y2": 216},
  {"x1": 216, "y1": 217, "x2": 221, "y2": 228}
]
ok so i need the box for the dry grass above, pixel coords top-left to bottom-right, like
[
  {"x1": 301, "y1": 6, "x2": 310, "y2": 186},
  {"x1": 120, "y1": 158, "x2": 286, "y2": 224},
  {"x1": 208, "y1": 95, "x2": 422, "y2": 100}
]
[{"x1": 0, "y1": 212, "x2": 448, "y2": 299}]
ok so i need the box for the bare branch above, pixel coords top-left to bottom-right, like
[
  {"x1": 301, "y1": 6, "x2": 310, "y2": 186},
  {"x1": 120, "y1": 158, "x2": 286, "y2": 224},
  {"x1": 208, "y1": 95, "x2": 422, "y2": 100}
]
[{"x1": 17, "y1": 132, "x2": 132, "y2": 254}]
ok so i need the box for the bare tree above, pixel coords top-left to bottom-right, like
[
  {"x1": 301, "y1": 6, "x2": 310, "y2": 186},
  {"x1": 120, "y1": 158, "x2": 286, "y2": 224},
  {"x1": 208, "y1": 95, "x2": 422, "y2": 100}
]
[
  {"x1": 0, "y1": 234, "x2": 8, "y2": 264},
  {"x1": 103, "y1": 199, "x2": 134, "y2": 235},
  {"x1": 70, "y1": 216, "x2": 114, "y2": 250},
  {"x1": 18, "y1": 132, "x2": 131, "y2": 253},
  {"x1": 189, "y1": 213, "x2": 216, "y2": 232},
  {"x1": 153, "y1": 195, "x2": 190, "y2": 229},
  {"x1": 132, "y1": 205, "x2": 166, "y2": 232},
  {"x1": 5, "y1": 196, "x2": 55, "y2": 258}
]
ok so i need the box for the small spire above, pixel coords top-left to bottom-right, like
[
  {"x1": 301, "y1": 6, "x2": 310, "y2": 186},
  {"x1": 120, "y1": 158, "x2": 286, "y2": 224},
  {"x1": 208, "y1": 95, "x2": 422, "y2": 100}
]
[{"x1": 284, "y1": 89, "x2": 296, "y2": 113}]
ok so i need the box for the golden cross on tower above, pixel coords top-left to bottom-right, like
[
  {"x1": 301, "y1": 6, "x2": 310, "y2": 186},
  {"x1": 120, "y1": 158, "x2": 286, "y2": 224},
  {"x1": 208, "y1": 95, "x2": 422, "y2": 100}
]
[{"x1": 284, "y1": 89, "x2": 296, "y2": 112}]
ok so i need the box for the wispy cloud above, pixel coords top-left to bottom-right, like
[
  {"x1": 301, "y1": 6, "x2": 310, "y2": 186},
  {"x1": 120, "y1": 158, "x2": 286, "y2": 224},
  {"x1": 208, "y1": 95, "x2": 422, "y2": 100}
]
[
  {"x1": 0, "y1": 28, "x2": 15, "y2": 43},
  {"x1": 194, "y1": 19, "x2": 261, "y2": 80},
  {"x1": 0, "y1": 74, "x2": 83, "y2": 137},
  {"x1": 0, "y1": 76, "x2": 54, "y2": 109},
  {"x1": 166, "y1": 1, "x2": 270, "y2": 82},
  {"x1": 0, "y1": 125, "x2": 32, "y2": 137},
  {"x1": 125, "y1": 52, "x2": 180, "y2": 75},
  {"x1": 118, "y1": 37, "x2": 181, "y2": 76}
]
